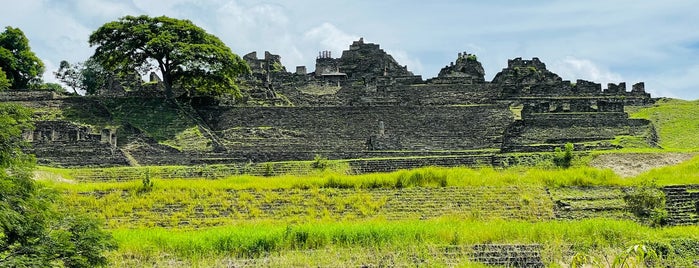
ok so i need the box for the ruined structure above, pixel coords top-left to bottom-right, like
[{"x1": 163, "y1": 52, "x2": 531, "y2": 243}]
[{"x1": 1, "y1": 38, "x2": 655, "y2": 168}]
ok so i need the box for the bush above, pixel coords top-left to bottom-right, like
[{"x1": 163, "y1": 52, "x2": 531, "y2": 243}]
[
  {"x1": 312, "y1": 154, "x2": 329, "y2": 170},
  {"x1": 553, "y1": 143, "x2": 574, "y2": 169},
  {"x1": 624, "y1": 179, "x2": 666, "y2": 226}
]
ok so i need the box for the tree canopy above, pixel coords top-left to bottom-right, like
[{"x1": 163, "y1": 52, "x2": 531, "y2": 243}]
[
  {"x1": 0, "y1": 27, "x2": 44, "y2": 89},
  {"x1": 89, "y1": 15, "x2": 249, "y2": 98},
  {"x1": 0, "y1": 103, "x2": 116, "y2": 267}
]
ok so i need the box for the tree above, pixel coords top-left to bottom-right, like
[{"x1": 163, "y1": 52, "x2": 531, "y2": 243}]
[
  {"x1": 89, "y1": 15, "x2": 249, "y2": 98},
  {"x1": 0, "y1": 67, "x2": 9, "y2": 90},
  {"x1": 0, "y1": 103, "x2": 116, "y2": 267},
  {"x1": 54, "y1": 60, "x2": 81, "y2": 94},
  {"x1": 0, "y1": 26, "x2": 44, "y2": 89},
  {"x1": 55, "y1": 58, "x2": 141, "y2": 96}
]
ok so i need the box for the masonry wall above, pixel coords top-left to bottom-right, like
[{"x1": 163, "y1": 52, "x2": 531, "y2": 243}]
[
  {"x1": 502, "y1": 113, "x2": 655, "y2": 151},
  {"x1": 202, "y1": 105, "x2": 514, "y2": 154}
]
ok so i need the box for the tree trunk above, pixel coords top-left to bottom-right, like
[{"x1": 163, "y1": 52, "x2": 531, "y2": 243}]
[{"x1": 164, "y1": 82, "x2": 173, "y2": 99}]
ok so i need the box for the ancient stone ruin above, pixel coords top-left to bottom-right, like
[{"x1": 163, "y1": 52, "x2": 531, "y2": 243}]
[{"x1": 1, "y1": 38, "x2": 655, "y2": 169}]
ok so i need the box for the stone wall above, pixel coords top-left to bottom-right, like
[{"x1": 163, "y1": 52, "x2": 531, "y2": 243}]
[
  {"x1": 23, "y1": 120, "x2": 126, "y2": 167},
  {"x1": 201, "y1": 105, "x2": 514, "y2": 155}
]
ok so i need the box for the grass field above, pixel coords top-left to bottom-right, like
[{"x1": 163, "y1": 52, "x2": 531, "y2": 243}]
[{"x1": 38, "y1": 155, "x2": 699, "y2": 266}]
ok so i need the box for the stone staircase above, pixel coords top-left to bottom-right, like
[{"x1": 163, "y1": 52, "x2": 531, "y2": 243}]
[
  {"x1": 443, "y1": 244, "x2": 545, "y2": 267},
  {"x1": 663, "y1": 185, "x2": 699, "y2": 226}
]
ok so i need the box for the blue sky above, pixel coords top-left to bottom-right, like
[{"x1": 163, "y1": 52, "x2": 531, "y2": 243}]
[{"x1": 2, "y1": 0, "x2": 698, "y2": 99}]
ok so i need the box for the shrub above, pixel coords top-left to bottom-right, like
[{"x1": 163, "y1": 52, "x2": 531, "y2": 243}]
[
  {"x1": 312, "y1": 154, "x2": 329, "y2": 170},
  {"x1": 139, "y1": 169, "x2": 154, "y2": 193},
  {"x1": 624, "y1": 179, "x2": 666, "y2": 226},
  {"x1": 553, "y1": 143, "x2": 574, "y2": 169}
]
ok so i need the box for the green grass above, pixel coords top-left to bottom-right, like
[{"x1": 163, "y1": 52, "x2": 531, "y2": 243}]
[
  {"x1": 108, "y1": 218, "x2": 699, "y2": 266},
  {"x1": 631, "y1": 98, "x2": 699, "y2": 150},
  {"x1": 41, "y1": 165, "x2": 628, "y2": 191},
  {"x1": 636, "y1": 154, "x2": 699, "y2": 185}
]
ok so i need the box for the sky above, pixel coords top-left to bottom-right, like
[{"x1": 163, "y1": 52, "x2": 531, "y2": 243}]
[{"x1": 1, "y1": 0, "x2": 699, "y2": 99}]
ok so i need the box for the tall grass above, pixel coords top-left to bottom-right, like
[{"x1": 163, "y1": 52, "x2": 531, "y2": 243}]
[
  {"x1": 110, "y1": 218, "x2": 699, "y2": 262},
  {"x1": 41, "y1": 165, "x2": 630, "y2": 193}
]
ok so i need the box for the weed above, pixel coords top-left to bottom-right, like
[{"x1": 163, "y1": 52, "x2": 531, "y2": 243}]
[
  {"x1": 138, "y1": 168, "x2": 154, "y2": 193},
  {"x1": 312, "y1": 154, "x2": 329, "y2": 170}
]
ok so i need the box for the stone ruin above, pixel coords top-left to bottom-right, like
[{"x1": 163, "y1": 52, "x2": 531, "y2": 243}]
[{"x1": 0, "y1": 37, "x2": 656, "y2": 168}]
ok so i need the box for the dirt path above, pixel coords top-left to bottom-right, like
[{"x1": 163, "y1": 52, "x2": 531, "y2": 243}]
[{"x1": 589, "y1": 152, "x2": 696, "y2": 177}]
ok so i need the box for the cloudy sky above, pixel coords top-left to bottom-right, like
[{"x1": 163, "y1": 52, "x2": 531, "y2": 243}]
[{"x1": 2, "y1": 0, "x2": 698, "y2": 99}]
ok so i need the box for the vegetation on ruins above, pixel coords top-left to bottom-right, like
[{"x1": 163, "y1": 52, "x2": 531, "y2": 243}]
[
  {"x1": 54, "y1": 58, "x2": 141, "y2": 95},
  {"x1": 88, "y1": 15, "x2": 250, "y2": 98},
  {"x1": 0, "y1": 27, "x2": 44, "y2": 89},
  {"x1": 0, "y1": 103, "x2": 115, "y2": 267},
  {"x1": 3, "y1": 23, "x2": 699, "y2": 266},
  {"x1": 0, "y1": 67, "x2": 9, "y2": 90}
]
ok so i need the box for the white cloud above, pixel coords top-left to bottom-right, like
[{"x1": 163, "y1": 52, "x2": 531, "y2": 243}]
[
  {"x1": 303, "y1": 23, "x2": 358, "y2": 58},
  {"x1": 385, "y1": 49, "x2": 424, "y2": 76},
  {"x1": 643, "y1": 65, "x2": 699, "y2": 100},
  {"x1": 550, "y1": 57, "x2": 623, "y2": 86}
]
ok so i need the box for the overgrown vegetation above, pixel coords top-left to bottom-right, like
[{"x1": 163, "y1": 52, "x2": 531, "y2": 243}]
[
  {"x1": 624, "y1": 179, "x2": 667, "y2": 226},
  {"x1": 0, "y1": 103, "x2": 115, "y2": 267}
]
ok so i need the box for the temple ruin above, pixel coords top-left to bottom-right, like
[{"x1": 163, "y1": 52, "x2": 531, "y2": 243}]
[{"x1": 1, "y1": 38, "x2": 655, "y2": 168}]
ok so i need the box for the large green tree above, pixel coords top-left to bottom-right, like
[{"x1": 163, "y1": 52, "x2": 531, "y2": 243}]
[
  {"x1": 0, "y1": 103, "x2": 115, "y2": 267},
  {"x1": 0, "y1": 27, "x2": 44, "y2": 89},
  {"x1": 89, "y1": 15, "x2": 249, "y2": 98}
]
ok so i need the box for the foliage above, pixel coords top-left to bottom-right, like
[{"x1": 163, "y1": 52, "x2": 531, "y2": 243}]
[
  {"x1": 139, "y1": 169, "x2": 154, "y2": 193},
  {"x1": 553, "y1": 143, "x2": 574, "y2": 169},
  {"x1": 0, "y1": 67, "x2": 9, "y2": 90},
  {"x1": 612, "y1": 244, "x2": 659, "y2": 268},
  {"x1": 624, "y1": 179, "x2": 667, "y2": 226},
  {"x1": 312, "y1": 154, "x2": 329, "y2": 170},
  {"x1": 37, "y1": 82, "x2": 67, "y2": 94},
  {"x1": 54, "y1": 58, "x2": 141, "y2": 95},
  {"x1": 466, "y1": 54, "x2": 477, "y2": 61},
  {"x1": 0, "y1": 26, "x2": 44, "y2": 89},
  {"x1": 0, "y1": 103, "x2": 116, "y2": 267},
  {"x1": 89, "y1": 15, "x2": 250, "y2": 98}
]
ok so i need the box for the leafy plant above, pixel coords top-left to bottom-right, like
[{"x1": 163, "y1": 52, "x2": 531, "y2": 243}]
[
  {"x1": 612, "y1": 244, "x2": 659, "y2": 268},
  {"x1": 312, "y1": 154, "x2": 329, "y2": 170},
  {"x1": 139, "y1": 168, "x2": 154, "y2": 193},
  {"x1": 624, "y1": 179, "x2": 666, "y2": 226},
  {"x1": 553, "y1": 143, "x2": 574, "y2": 169}
]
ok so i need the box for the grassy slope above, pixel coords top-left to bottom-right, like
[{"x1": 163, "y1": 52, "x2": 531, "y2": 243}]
[
  {"x1": 630, "y1": 98, "x2": 699, "y2": 150},
  {"x1": 40, "y1": 161, "x2": 699, "y2": 266}
]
